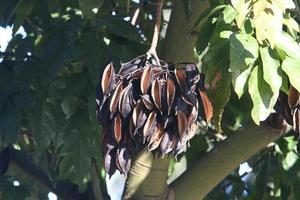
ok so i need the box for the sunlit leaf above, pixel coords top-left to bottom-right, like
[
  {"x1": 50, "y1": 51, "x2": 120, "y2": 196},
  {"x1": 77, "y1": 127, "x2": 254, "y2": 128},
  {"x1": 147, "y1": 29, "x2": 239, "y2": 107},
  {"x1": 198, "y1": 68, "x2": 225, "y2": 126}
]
[
  {"x1": 229, "y1": 32, "x2": 259, "y2": 72},
  {"x1": 282, "y1": 56, "x2": 300, "y2": 93},
  {"x1": 260, "y1": 46, "x2": 282, "y2": 95},
  {"x1": 248, "y1": 66, "x2": 278, "y2": 124}
]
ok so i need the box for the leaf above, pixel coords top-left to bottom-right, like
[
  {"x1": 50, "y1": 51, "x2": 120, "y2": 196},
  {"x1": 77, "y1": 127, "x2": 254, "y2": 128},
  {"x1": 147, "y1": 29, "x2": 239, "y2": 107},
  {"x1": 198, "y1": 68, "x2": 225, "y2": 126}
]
[
  {"x1": 248, "y1": 66, "x2": 278, "y2": 124},
  {"x1": 206, "y1": 68, "x2": 231, "y2": 132},
  {"x1": 177, "y1": 111, "x2": 188, "y2": 140},
  {"x1": 222, "y1": 5, "x2": 238, "y2": 24},
  {"x1": 140, "y1": 65, "x2": 153, "y2": 95},
  {"x1": 113, "y1": 114, "x2": 122, "y2": 143},
  {"x1": 229, "y1": 32, "x2": 259, "y2": 72},
  {"x1": 79, "y1": 0, "x2": 103, "y2": 19},
  {"x1": 231, "y1": 65, "x2": 253, "y2": 98},
  {"x1": 283, "y1": 14, "x2": 300, "y2": 38},
  {"x1": 13, "y1": 0, "x2": 33, "y2": 34},
  {"x1": 260, "y1": 46, "x2": 282, "y2": 95},
  {"x1": 282, "y1": 56, "x2": 300, "y2": 93},
  {"x1": 101, "y1": 62, "x2": 115, "y2": 95},
  {"x1": 252, "y1": 0, "x2": 283, "y2": 47},
  {"x1": 275, "y1": 31, "x2": 300, "y2": 59},
  {"x1": 231, "y1": 0, "x2": 251, "y2": 28},
  {"x1": 60, "y1": 96, "x2": 76, "y2": 119}
]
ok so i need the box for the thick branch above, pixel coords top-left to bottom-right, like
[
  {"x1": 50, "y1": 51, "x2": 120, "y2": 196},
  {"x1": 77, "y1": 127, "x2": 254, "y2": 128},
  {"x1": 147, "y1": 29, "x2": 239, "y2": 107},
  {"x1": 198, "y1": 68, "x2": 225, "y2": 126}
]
[
  {"x1": 160, "y1": 0, "x2": 210, "y2": 63},
  {"x1": 123, "y1": 149, "x2": 170, "y2": 200},
  {"x1": 123, "y1": 0, "x2": 210, "y2": 199},
  {"x1": 9, "y1": 147, "x2": 85, "y2": 200},
  {"x1": 91, "y1": 160, "x2": 104, "y2": 200},
  {"x1": 171, "y1": 122, "x2": 289, "y2": 199}
]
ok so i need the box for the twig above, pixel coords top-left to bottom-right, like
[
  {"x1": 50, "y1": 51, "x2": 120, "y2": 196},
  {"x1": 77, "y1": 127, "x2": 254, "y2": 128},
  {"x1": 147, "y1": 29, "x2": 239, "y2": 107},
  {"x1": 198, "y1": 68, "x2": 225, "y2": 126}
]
[
  {"x1": 131, "y1": 7, "x2": 141, "y2": 26},
  {"x1": 91, "y1": 160, "x2": 104, "y2": 200},
  {"x1": 147, "y1": 0, "x2": 164, "y2": 65}
]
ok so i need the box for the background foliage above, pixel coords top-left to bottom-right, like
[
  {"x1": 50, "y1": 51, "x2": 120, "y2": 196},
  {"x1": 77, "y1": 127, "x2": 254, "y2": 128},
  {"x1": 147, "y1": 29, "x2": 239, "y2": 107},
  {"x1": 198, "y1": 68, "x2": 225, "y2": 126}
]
[{"x1": 1, "y1": 0, "x2": 300, "y2": 199}]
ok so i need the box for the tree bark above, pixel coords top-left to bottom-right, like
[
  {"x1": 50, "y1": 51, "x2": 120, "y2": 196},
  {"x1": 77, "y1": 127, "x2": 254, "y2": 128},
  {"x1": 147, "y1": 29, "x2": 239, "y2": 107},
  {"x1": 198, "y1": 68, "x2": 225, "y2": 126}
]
[{"x1": 171, "y1": 122, "x2": 289, "y2": 199}]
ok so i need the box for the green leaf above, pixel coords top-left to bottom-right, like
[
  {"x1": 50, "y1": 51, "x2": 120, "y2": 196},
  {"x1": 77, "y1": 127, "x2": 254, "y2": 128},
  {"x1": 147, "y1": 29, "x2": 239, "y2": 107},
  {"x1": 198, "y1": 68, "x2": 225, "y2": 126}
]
[
  {"x1": 13, "y1": 0, "x2": 33, "y2": 34},
  {"x1": 259, "y1": 46, "x2": 282, "y2": 94},
  {"x1": 95, "y1": 16, "x2": 143, "y2": 42},
  {"x1": 275, "y1": 31, "x2": 300, "y2": 59},
  {"x1": 206, "y1": 67, "x2": 231, "y2": 132},
  {"x1": 60, "y1": 96, "x2": 76, "y2": 119},
  {"x1": 79, "y1": 0, "x2": 103, "y2": 19},
  {"x1": 229, "y1": 32, "x2": 259, "y2": 72},
  {"x1": 282, "y1": 56, "x2": 300, "y2": 92},
  {"x1": 248, "y1": 66, "x2": 278, "y2": 124},
  {"x1": 231, "y1": 65, "x2": 253, "y2": 98},
  {"x1": 222, "y1": 5, "x2": 238, "y2": 24}
]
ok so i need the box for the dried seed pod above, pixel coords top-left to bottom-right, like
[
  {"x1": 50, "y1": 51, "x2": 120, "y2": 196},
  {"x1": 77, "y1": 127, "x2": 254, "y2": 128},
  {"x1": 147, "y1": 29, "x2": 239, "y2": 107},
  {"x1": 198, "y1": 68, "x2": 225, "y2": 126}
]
[
  {"x1": 141, "y1": 94, "x2": 154, "y2": 110},
  {"x1": 143, "y1": 111, "x2": 157, "y2": 142},
  {"x1": 289, "y1": 86, "x2": 300, "y2": 110},
  {"x1": 116, "y1": 146, "x2": 131, "y2": 176},
  {"x1": 151, "y1": 79, "x2": 163, "y2": 112},
  {"x1": 132, "y1": 100, "x2": 147, "y2": 130},
  {"x1": 198, "y1": 89, "x2": 213, "y2": 123},
  {"x1": 101, "y1": 62, "x2": 115, "y2": 95},
  {"x1": 113, "y1": 115, "x2": 122, "y2": 143},
  {"x1": 148, "y1": 126, "x2": 164, "y2": 151},
  {"x1": 110, "y1": 82, "x2": 123, "y2": 117},
  {"x1": 177, "y1": 111, "x2": 188, "y2": 140},
  {"x1": 118, "y1": 83, "x2": 133, "y2": 118},
  {"x1": 141, "y1": 65, "x2": 154, "y2": 94},
  {"x1": 97, "y1": 55, "x2": 213, "y2": 177},
  {"x1": 166, "y1": 78, "x2": 176, "y2": 114}
]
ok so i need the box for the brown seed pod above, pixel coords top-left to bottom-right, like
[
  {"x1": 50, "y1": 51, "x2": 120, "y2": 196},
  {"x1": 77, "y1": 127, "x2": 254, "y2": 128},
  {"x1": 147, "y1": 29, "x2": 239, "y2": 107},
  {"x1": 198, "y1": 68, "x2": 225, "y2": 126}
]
[
  {"x1": 288, "y1": 86, "x2": 300, "y2": 110},
  {"x1": 96, "y1": 55, "x2": 213, "y2": 177}
]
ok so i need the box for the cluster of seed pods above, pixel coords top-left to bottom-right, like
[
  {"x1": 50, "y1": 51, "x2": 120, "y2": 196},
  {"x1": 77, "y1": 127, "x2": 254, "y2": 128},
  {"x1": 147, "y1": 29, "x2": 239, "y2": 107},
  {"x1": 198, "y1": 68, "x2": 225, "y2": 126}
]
[
  {"x1": 96, "y1": 55, "x2": 213, "y2": 176},
  {"x1": 275, "y1": 86, "x2": 300, "y2": 134}
]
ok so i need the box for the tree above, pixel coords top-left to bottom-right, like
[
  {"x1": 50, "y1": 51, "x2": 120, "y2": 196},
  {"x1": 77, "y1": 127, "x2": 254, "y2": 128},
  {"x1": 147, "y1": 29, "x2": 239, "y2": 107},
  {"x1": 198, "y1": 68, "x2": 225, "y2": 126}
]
[{"x1": 0, "y1": 0, "x2": 300, "y2": 199}]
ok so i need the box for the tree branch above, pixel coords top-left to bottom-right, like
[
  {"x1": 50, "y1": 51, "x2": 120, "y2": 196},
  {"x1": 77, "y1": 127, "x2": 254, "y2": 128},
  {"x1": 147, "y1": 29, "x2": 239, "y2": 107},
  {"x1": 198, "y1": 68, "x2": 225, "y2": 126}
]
[
  {"x1": 123, "y1": 0, "x2": 210, "y2": 199},
  {"x1": 91, "y1": 160, "x2": 104, "y2": 200},
  {"x1": 160, "y1": 0, "x2": 210, "y2": 63},
  {"x1": 171, "y1": 122, "x2": 290, "y2": 199},
  {"x1": 9, "y1": 147, "x2": 86, "y2": 200}
]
